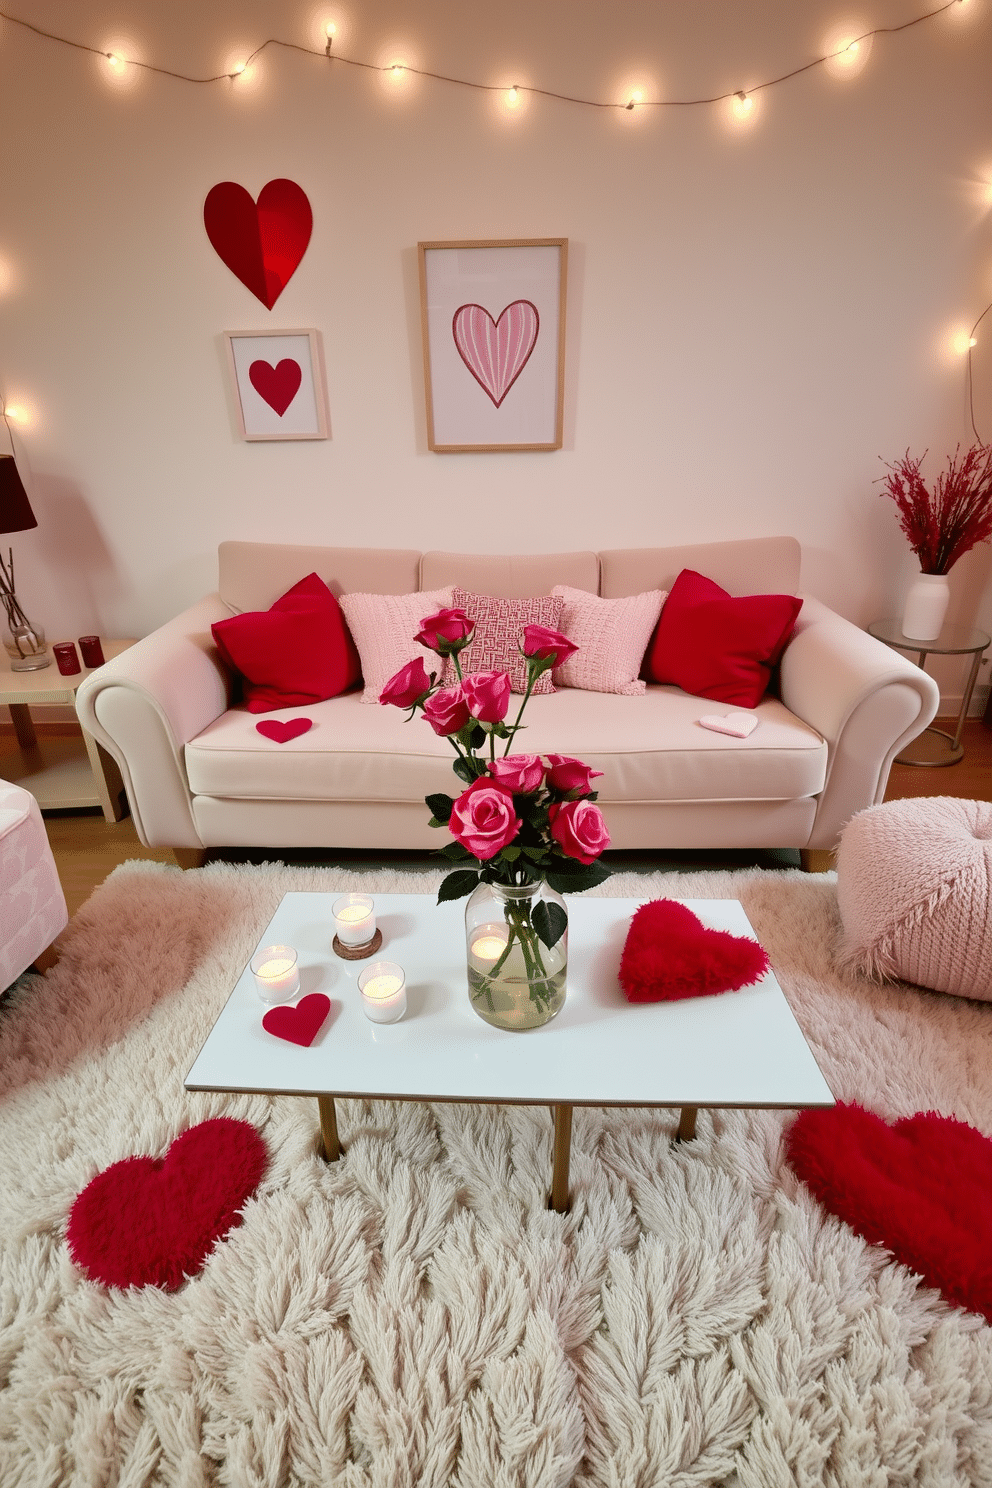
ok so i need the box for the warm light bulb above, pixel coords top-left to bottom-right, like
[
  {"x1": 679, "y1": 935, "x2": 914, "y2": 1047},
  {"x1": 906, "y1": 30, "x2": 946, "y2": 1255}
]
[
  {"x1": 506, "y1": 85, "x2": 520, "y2": 106},
  {"x1": 732, "y1": 90, "x2": 753, "y2": 118},
  {"x1": 325, "y1": 22, "x2": 337, "y2": 38},
  {"x1": 3, "y1": 405, "x2": 26, "y2": 424},
  {"x1": 391, "y1": 63, "x2": 404, "y2": 75},
  {"x1": 625, "y1": 89, "x2": 643, "y2": 110},
  {"x1": 231, "y1": 61, "x2": 246, "y2": 76},
  {"x1": 846, "y1": 40, "x2": 860, "y2": 53},
  {"x1": 106, "y1": 52, "x2": 122, "y2": 68},
  {"x1": 953, "y1": 331, "x2": 978, "y2": 353}
]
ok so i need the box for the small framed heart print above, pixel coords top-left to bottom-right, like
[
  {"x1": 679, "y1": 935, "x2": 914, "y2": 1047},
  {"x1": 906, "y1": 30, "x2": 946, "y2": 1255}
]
[
  {"x1": 418, "y1": 239, "x2": 567, "y2": 453},
  {"x1": 224, "y1": 328, "x2": 329, "y2": 441}
]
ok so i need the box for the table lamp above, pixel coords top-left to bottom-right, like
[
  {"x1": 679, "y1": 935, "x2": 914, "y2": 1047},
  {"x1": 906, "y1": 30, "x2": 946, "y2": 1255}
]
[{"x1": 0, "y1": 454, "x2": 50, "y2": 670}]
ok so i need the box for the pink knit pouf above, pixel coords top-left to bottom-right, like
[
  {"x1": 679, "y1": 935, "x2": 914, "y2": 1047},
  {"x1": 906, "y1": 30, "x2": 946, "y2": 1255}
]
[{"x1": 836, "y1": 797, "x2": 992, "y2": 1001}]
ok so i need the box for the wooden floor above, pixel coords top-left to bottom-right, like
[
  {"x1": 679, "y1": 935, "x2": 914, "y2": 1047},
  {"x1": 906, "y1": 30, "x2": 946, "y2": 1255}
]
[{"x1": 28, "y1": 718, "x2": 992, "y2": 922}]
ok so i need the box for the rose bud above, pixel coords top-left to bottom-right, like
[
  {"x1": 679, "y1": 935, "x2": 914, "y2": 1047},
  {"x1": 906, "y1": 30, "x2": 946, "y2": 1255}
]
[
  {"x1": 423, "y1": 683, "x2": 471, "y2": 737},
  {"x1": 449, "y1": 777, "x2": 522, "y2": 861},
  {"x1": 462, "y1": 670, "x2": 512, "y2": 723},
  {"x1": 487, "y1": 753, "x2": 545, "y2": 793},
  {"x1": 380, "y1": 657, "x2": 431, "y2": 709},
  {"x1": 414, "y1": 607, "x2": 475, "y2": 656},
  {"x1": 521, "y1": 624, "x2": 579, "y2": 668},
  {"x1": 545, "y1": 754, "x2": 604, "y2": 795},
  {"x1": 548, "y1": 799, "x2": 611, "y2": 864}
]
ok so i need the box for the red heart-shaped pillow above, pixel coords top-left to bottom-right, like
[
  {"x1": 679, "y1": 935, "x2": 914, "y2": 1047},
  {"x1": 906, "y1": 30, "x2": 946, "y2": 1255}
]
[
  {"x1": 618, "y1": 899, "x2": 770, "y2": 1002},
  {"x1": 256, "y1": 718, "x2": 312, "y2": 743},
  {"x1": 67, "y1": 1117, "x2": 267, "y2": 1290},
  {"x1": 786, "y1": 1103, "x2": 992, "y2": 1324},
  {"x1": 262, "y1": 992, "x2": 330, "y2": 1046}
]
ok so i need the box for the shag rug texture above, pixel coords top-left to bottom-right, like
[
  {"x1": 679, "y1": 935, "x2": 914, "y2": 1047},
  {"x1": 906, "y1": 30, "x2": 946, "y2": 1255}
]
[{"x1": 2, "y1": 860, "x2": 992, "y2": 1487}]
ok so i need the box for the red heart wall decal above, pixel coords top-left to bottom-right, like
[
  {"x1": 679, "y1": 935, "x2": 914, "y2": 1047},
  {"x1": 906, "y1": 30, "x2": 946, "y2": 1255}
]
[
  {"x1": 262, "y1": 992, "x2": 330, "y2": 1046},
  {"x1": 452, "y1": 300, "x2": 540, "y2": 407},
  {"x1": 786, "y1": 1104, "x2": 992, "y2": 1324},
  {"x1": 249, "y1": 358, "x2": 302, "y2": 416},
  {"x1": 255, "y1": 718, "x2": 312, "y2": 743},
  {"x1": 203, "y1": 179, "x2": 313, "y2": 309},
  {"x1": 618, "y1": 898, "x2": 770, "y2": 1002},
  {"x1": 66, "y1": 1118, "x2": 267, "y2": 1290}
]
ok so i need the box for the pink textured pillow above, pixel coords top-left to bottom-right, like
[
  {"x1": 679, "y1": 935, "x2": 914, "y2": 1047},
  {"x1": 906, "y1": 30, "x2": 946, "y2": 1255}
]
[
  {"x1": 551, "y1": 585, "x2": 666, "y2": 695},
  {"x1": 338, "y1": 587, "x2": 453, "y2": 703},
  {"x1": 447, "y1": 588, "x2": 565, "y2": 694}
]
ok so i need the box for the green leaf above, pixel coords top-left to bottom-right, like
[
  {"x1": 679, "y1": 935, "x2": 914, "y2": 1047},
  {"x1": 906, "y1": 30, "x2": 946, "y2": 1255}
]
[
  {"x1": 533, "y1": 899, "x2": 568, "y2": 949},
  {"x1": 469, "y1": 725, "x2": 486, "y2": 751},
  {"x1": 440, "y1": 841, "x2": 472, "y2": 860},
  {"x1": 545, "y1": 861, "x2": 612, "y2": 895},
  {"x1": 451, "y1": 757, "x2": 476, "y2": 784},
  {"x1": 521, "y1": 845, "x2": 550, "y2": 862},
  {"x1": 500, "y1": 845, "x2": 521, "y2": 861},
  {"x1": 437, "y1": 869, "x2": 480, "y2": 904},
  {"x1": 425, "y1": 792, "x2": 454, "y2": 823}
]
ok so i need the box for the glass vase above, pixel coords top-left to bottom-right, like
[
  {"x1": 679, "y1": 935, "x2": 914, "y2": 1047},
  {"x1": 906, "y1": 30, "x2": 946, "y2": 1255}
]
[
  {"x1": 2, "y1": 618, "x2": 50, "y2": 671},
  {"x1": 465, "y1": 880, "x2": 568, "y2": 1031}
]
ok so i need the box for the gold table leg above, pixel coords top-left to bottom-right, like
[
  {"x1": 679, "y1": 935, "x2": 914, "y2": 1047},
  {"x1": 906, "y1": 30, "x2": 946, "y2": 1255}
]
[
  {"x1": 317, "y1": 1095, "x2": 340, "y2": 1161},
  {"x1": 676, "y1": 1105, "x2": 698, "y2": 1142},
  {"x1": 550, "y1": 1103, "x2": 572, "y2": 1213}
]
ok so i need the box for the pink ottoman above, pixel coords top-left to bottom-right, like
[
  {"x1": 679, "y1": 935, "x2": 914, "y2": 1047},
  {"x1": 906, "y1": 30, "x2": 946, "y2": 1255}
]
[
  {"x1": 0, "y1": 782, "x2": 68, "y2": 990},
  {"x1": 836, "y1": 797, "x2": 992, "y2": 1001}
]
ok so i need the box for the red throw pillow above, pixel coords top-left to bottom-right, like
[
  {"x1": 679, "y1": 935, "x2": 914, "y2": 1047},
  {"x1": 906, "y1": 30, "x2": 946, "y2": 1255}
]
[
  {"x1": 211, "y1": 573, "x2": 360, "y2": 713},
  {"x1": 645, "y1": 569, "x2": 802, "y2": 707}
]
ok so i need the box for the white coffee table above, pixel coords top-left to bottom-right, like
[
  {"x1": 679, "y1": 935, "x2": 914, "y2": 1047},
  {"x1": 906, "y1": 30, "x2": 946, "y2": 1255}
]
[{"x1": 186, "y1": 892, "x2": 834, "y2": 1211}]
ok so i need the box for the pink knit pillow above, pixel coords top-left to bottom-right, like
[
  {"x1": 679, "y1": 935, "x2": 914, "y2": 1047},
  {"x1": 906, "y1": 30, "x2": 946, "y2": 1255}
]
[
  {"x1": 447, "y1": 588, "x2": 564, "y2": 694},
  {"x1": 551, "y1": 585, "x2": 666, "y2": 695},
  {"x1": 339, "y1": 586, "x2": 453, "y2": 702}
]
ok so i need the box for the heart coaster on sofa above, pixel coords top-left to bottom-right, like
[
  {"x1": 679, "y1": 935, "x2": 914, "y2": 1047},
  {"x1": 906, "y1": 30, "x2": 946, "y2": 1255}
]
[
  {"x1": 262, "y1": 992, "x2": 330, "y2": 1046},
  {"x1": 256, "y1": 718, "x2": 312, "y2": 743},
  {"x1": 66, "y1": 1117, "x2": 267, "y2": 1291},
  {"x1": 786, "y1": 1103, "x2": 992, "y2": 1324},
  {"x1": 618, "y1": 899, "x2": 770, "y2": 1002},
  {"x1": 698, "y1": 712, "x2": 759, "y2": 738}
]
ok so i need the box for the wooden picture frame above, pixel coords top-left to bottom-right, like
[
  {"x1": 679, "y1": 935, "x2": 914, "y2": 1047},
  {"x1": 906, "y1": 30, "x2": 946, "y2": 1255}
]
[
  {"x1": 224, "y1": 328, "x2": 329, "y2": 441},
  {"x1": 418, "y1": 239, "x2": 567, "y2": 452}
]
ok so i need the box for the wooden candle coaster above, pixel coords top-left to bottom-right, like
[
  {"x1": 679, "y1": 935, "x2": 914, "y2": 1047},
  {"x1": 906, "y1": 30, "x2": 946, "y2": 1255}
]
[{"x1": 332, "y1": 928, "x2": 383, "y2": 961}]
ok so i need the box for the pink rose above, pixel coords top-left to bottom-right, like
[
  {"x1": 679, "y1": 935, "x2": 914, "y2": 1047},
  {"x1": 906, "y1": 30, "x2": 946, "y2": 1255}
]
[
  {"x1": 449, "y1": 777, "x2": 522, "y2": 861},
  {"x1": 545, "y1": 754, "x2": 604, "y2": 795},
  {"x1": 422, "y1": 683, "x2": 470, "y2": 736},
  {"x1": 521, "y1": 624, "x2": 579, "y2": 667},
  {"x1": 380, "y1": 657, "x2": 431, "y2": 708},
  {"x1": 462, "y1": 670, "x2": 511, "y2": 723},
  {"x1": 548, "y1": 799, "x2": 611, "y2": 864},
  {"x1": 487, "y1": 753, "x2": 545, "y2": 793},
  {"x1": 414, "y1": 607, "x2": 475, "y2": 655}
]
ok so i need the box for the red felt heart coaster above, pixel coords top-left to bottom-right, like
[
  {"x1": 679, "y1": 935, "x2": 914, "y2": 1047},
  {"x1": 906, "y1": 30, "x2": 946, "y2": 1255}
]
[
  {"x1": 262, "y1": 992, "x2": 330, "y2": 1046},
  {"x1": 256, "y1": 718, "x2": 312, "y2": 743},
  {"x1": 203, "y1": 179, "x2": 312, "y2": 309},
  {"x1": 786, "y1": 1103, "x2": 992, "y2": 1324},
  {"x1": 66, "y1": 1117, "x2": 267, "y2": 1291},
  {"x1": 618, "y1": 898, "x2": 770, "y2": 1002}
]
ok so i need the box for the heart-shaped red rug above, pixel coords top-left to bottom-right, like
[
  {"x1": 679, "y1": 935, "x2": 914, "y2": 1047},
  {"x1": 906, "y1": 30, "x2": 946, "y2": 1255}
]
[
  {"x1": 786, "y1": 1103, "x2": 992, "y2": 1324},
  {"x1": 452, "y1": 300, "x2": 540, "y2": 407},
  {"x1": 66, "y1": 1118, "x2": 267, "y2": 1291},
  {"x1": 249, "y1": 357, "x2": 302, "y2": 415},
  {"x1": 262, "y1": 992, "x2": 330, "y2": 1046},
  {"x1": 256, "y1": 718, "x2": 312, "y2": 743},
  {"x1": 618, "y1": 898, "x2": 770, "y2": 1002},
  {"x1": 203, "y1": 179, "x2": 312, "y2": 309}
]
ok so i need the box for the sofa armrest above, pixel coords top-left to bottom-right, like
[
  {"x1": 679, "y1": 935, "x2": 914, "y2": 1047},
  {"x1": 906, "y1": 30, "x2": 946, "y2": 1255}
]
[
  {"x1": 75, "y1": 594, "x2": 233, "y2": 848},
  {"x1": 779, "y1": 595, "x2": 940, "y2": 850}
]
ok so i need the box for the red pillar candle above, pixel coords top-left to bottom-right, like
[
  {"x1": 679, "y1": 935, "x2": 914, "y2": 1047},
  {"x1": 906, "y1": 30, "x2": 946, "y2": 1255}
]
[
  {"x1": 78, "y1": 635, "x2": 105, "y2": 668},
  {"x1": 53, "y1": 642, "x2": 81, "y2": 676}
]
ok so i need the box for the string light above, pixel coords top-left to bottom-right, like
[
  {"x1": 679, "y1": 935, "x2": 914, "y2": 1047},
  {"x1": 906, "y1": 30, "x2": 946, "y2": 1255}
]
[
  {"x1": 0, "y1": 0, "x2": 970, "y2": 114},
  {"x1": 732, "y1": 90, "x2": 753, "y2": 118},
  {"x1": 105, "y1": 52, "x2": 122, "y2": 69},
  {"x1": 625, "y1": 90, "x2": 643, "y2": 111},
  {"x1": 506, "y1": 85, "x2": 520, "y2": 107}
]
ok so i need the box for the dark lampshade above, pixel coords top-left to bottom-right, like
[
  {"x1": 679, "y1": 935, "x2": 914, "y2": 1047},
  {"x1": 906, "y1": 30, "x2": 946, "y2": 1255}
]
[{"x1": 0, "y1": 456, "x2": 37, "y2": 535}]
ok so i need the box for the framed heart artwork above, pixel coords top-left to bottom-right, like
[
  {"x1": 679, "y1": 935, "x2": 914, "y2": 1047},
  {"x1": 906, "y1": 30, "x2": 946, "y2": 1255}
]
[
  {"x1": 418, "y1": 239, "x2": 567, "y2": 452},
  {"x1": 224, "y1": 328, "x2": 329, "y2": 441}
]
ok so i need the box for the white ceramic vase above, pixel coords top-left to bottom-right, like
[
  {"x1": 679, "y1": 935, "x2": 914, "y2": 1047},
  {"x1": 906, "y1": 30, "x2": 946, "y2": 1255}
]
[{"x1": 901, "y1": 572, "x2": 950, "y2": 642}]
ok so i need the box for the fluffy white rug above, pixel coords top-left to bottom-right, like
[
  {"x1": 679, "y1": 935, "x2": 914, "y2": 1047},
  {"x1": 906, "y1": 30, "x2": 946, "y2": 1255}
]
[{"x1": 1, "y1": 860, "x2": 991, "y2": 1487}]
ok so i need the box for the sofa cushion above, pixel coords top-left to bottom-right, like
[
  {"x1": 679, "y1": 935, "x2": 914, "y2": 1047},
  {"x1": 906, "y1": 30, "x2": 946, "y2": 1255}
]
[
  {"x1": 551, "y1": 585, "x2": 666, "y2": 695},
  {"x1": 338, "y1": 586, "x2": 453, "y2": 703},
  {"x1": 446, "y1": 589, "x2": 565, "y2": 694},
  {"x1": 184, "y1": 688, "x2": 827, "y2": 806},
  {"x1": 211, "y1": 573, "x2": 361, "y2": 714},
  {"x1": 646, "y1": 569, "x2": 803, "y2": 707}
]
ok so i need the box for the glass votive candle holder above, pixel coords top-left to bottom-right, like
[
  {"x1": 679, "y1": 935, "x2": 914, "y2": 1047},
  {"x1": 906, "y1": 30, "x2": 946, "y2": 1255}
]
[
  {"x1": 358, "y1": 960, "x2": 406, "y2": 1023},
  {"x1": 250, "y1": 944, "x2": 300, "y2": 1002},
  {"x1": 332, "y1": 894, "x2": 376, "y2": 948},
  {"x1": 53, "y1": 641, "x2": 81, "y2": 676},
  {"x1": 78, "y1": 635, "x2": 105, "y2": 668}
]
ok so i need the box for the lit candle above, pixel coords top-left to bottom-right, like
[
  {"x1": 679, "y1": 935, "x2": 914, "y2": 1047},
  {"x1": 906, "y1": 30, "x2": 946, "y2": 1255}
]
[
  {"x1": 250, "y1": 944, "x2": 300, "y2": 1002},
  {"x1": 358, "y1": 960, "x2": 407, "y2": 1023},
  {"x1": 332, "y1": 894, "x2": 376, "y2": 947},
  {"x1": 469, "y1": 924, "x2": 509, "y2": 967}
]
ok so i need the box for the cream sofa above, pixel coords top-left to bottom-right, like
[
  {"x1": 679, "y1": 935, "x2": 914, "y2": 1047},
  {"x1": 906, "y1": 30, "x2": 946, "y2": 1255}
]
[{"x1": 75, "y1": 537, "x2": 939, "y2": 862}]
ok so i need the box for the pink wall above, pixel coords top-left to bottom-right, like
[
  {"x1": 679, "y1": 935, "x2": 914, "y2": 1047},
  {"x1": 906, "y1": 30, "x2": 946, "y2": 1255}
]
[{"x1": 1, "y1": 0, "x2": 990, "y2": 707}]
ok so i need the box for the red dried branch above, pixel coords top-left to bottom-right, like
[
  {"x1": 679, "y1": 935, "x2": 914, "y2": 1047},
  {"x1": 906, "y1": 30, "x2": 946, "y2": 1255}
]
[{"x1": 878, "y1": 444, "x2": 992, "y2": 574}]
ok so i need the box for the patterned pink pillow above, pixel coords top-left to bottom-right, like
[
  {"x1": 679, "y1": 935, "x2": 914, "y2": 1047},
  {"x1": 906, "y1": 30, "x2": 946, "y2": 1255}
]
[
  {"x1": 338, "y1": 586, "x2": 453, "y2": 702},
  {"x1": 551, "y1": 585, "x2": 667, "y2": 695},
  {"x1": 447, "y1": 588, "x2": 565, "y2": 694}
]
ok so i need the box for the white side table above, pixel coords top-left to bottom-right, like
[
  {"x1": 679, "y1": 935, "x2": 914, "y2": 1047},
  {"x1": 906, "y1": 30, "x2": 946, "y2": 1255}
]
[
  {"x1": 867, "y1": 619, "x2": 991, "y2": 766},
  {"x1": 0, "y1": 639, "x2": 136, "y2": 821}
]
